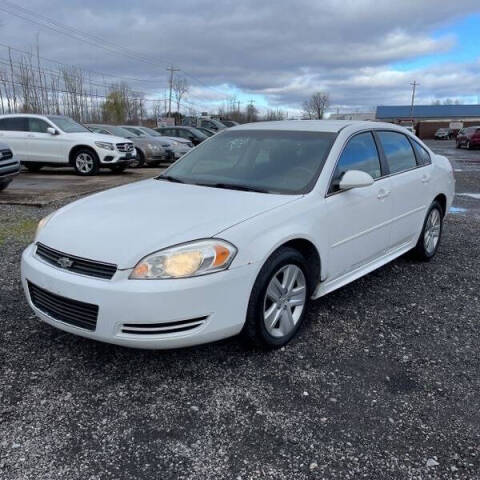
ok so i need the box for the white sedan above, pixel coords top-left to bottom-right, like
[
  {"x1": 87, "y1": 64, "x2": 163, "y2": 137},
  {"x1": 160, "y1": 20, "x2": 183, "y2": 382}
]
[{"x1": 21, "y1": 120, "x2": 455, "y2": 349}]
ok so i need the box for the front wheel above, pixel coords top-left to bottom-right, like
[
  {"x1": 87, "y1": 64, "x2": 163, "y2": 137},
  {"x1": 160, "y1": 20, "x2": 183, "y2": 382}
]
[
  {"x1": 73, "y1": 149, "x2": 99, "y2": 176},
  {"x1": 411, "y1": 201, "x2": 443, "y2": 261},
  {"x1": 466, "y1": 140, "x2": 472, "y2": 150},
  {"x1": 242, "y1": 247, "x2": 311, "y2": 349}
]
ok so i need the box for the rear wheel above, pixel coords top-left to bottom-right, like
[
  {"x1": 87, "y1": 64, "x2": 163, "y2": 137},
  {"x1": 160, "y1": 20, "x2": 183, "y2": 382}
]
[
  {"x1": 24, "y1": 162, "x2": 43, "y2": 172},
  {"x1": 466, "y1": 140, "x2": 472, "y2": 150},
  {"x1": 73, "y1": 149, "x2": 99, "y2": 176},
  {"x1": 242, "y1": 247, "x2": 311, "y2": 349},
  {"x1": 456, "y1": 141, "x2": 461, "y2": 149},
  {"x1": 411, "y1": 201, "x2": 443, "y2": 261}
]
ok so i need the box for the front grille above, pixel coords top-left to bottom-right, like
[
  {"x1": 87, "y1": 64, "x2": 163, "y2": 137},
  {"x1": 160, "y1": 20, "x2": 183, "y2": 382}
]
[
  {"x1": 121, "y1": 316, "x2": 208, "y2": 335},
  {"x1": 28, "y1": 281, "x2": 98, "y2": 331},
  {"x1": 116, "y1": 143, "x2": 134, "y2": 153},
  {"x1": 36, "y1": 243, "x2": 117, "y2": 280},
  {"x1": 0, "y1": 149, "x2": 13, "y2": 161}
]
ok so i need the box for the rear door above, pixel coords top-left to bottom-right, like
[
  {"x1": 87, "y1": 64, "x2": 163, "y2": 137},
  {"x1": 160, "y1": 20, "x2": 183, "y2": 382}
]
[
  {"x1": 0, "y1": 117, "x2": 30, "y2": 161},
  {"x1": 375, "y1": 130, "x2": 433, "y2": 251},
  {"x1": 26, "y1": 117, "x2": 65, "y2": 163},
  {"x1": 325, "y1": 131, "x2": 393, "y2": 280}
]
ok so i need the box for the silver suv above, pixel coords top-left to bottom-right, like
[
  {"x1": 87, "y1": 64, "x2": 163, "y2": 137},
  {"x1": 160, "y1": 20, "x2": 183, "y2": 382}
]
[{"x1": 0, "y1": 143, "x2": 20, "y2": 191}]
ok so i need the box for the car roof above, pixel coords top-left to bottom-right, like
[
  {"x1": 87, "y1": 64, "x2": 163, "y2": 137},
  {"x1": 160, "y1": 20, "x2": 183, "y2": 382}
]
[
  {"x1": 231, "y1": 120, "x2": 400, "y2": 133},
  {"x1": 0, "y1": 113, "x2": 63, "y2": 119}
]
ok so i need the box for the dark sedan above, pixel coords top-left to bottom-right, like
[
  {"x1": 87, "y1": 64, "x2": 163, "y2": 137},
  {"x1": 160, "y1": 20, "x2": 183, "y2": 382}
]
[{"x1": 155, "y1": 126, "x2": 208, "y2": 146}]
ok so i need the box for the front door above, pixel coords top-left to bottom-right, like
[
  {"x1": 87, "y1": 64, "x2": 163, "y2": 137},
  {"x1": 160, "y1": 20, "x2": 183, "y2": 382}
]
[
  {"x1": 325, "y1": 131, "x2": 393, "y2": 280},
  {"x1": 26, "y1": 117, "x2": 65, "y2": 163}
]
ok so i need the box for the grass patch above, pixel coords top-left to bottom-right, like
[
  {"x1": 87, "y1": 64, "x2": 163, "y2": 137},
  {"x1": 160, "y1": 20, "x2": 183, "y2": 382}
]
[{"x1": 0, "y1": 218, "x2": 37, "y2": 246}]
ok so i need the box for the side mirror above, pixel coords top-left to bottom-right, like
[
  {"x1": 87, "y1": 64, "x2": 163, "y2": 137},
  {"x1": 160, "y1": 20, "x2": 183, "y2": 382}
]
[
  {"x1": 47, "y1": 127, "x2": 57, "y2": 135},
  {"x1": 339, "y1": 170, "x2": 374, "y2": 190}
]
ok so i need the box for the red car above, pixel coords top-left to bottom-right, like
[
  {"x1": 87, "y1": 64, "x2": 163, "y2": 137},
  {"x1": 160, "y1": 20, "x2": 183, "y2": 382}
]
[{"x1": 456, "y1": 126, "x2": 480, "y2": 149}]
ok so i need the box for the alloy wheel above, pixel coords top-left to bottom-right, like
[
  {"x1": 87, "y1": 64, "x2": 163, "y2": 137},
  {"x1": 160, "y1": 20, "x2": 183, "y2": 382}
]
[
  {"x1": 263, "y1": 264, "x2": 306, "y2": 338},
  {"x1": 424, "y1": 208, "x2": 441, "y2": 255},
  {"x1": 75, "y1": 153, "x2": 94, "y2": 174}
]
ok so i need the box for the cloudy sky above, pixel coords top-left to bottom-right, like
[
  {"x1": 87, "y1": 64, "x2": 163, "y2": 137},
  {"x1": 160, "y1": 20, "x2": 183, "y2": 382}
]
[{"x1": 0, "y1": 0, "x2": 479, "y2": 115}]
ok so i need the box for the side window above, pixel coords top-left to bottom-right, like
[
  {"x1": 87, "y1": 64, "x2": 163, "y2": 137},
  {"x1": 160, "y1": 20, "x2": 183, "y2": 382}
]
[
  {"x1": 330, "y1": 132, "x2": 381, "y2": 193},
  {"x1": 28, "y1": 118, "x2": 50, "y2": 133},
  {"x1": 412, "y1": 141, "x2": 431, "y2": 166},
  {"x1": 377, "y1": 131, "x2": 417, "y2": 174},
  {"x1": 0, "y1": 117, "x2": 28, "y2": 131}
]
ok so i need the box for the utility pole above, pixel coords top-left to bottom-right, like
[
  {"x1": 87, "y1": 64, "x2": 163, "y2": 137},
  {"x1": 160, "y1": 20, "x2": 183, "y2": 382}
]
[
  {"x1": 409, "y1": 80, "x2": 419, "y2": 125},
  {"x1": 166, "y1": 65, "x2": 180, "y2": 117}
]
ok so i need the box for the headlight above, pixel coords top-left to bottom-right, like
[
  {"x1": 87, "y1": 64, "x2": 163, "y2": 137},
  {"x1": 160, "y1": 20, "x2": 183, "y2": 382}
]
[
  {"x1": 35, "y1": 213, "x2": 53, "y2": 240},
  {"x1": 147, "y1": 143, "x2": 159, "y2": 151},
  {"x1": 95, "y1": 141, "x2": 114, "y2": 151},
  {"x1": 130, "y1": 239, "x2": 237, "y2": 279}
]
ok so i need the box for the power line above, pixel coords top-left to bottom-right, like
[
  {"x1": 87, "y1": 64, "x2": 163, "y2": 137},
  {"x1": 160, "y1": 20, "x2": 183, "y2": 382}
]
[{"x1": 0, "y1": 0, "x2": 232, "y2": 100}]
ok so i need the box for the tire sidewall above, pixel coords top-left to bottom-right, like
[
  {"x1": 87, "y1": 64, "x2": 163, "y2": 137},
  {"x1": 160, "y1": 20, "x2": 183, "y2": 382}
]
[
  {"x1": 73, "y1": 149, "x2": 99, "y2": 176},
  {"x1": 420, "y1": 202, "x2": 443, "y2": 259},
  {"x1": 246, "y1": 248, "x2": 312, "y2": 348}
]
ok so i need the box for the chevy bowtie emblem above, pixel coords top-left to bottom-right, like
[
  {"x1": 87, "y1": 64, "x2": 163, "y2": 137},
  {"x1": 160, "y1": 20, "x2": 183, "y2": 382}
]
[{"x1": 57, "y1": 257, "x2": 74, "y2": 268}]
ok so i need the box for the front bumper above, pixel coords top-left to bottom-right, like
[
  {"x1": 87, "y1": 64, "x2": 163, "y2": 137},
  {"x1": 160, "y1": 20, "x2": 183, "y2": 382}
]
[
  {"x1": 98, "y1": 151, "x2": 136, "y2": 165},
  {"x1": 21, "y1": 244, "x2": 257, "y2": 349}
]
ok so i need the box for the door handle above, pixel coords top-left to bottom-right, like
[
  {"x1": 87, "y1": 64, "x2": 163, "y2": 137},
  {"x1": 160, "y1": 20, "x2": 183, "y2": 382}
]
[
  {"x1": 421, "y1": 174, "x2": 430, "y2": 184},
  {"x1": 377, "y1": 189, "x2": 390, "y2": 200}
]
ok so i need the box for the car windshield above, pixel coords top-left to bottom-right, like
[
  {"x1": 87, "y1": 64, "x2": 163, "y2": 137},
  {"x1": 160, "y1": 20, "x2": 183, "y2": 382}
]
[
  {"x1": 48, "y1": 116, "x2": 90, "y2": 133},
  {"x1": 188, "y1": 127, "x2": 208, "y2": 139},
  {"x1": 138, "y1": 127, "x2": 162, "y2": 137},
  {"x1": 105, "y1": 125, "x2": 134, "y2": 138},
  {"x1": 123, "y1": 127, "x2": 147, "y2": 137},
  {"x1": 160, "y1": 130, "x2": 335, "y2": 194}
]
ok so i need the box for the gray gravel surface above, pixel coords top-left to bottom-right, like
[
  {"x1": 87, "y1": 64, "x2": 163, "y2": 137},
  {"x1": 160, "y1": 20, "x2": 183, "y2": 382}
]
[{"x1": 1, "y1": 143, "x2": 479, "y2": 479}]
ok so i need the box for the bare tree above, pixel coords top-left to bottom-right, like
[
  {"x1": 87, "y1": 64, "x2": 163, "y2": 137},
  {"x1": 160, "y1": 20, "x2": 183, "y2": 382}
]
[
  {"x1": 302, "y1": 91, "x2": 329, "y2": 119},
  {"x1": 173, "y1": 77, "x2": 189, "y2": 113}
]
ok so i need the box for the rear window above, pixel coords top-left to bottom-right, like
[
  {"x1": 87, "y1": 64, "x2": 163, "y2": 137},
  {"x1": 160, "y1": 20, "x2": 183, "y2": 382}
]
[
  {"x1": 0, "y1": 117, "x2": 28, "y2": 131},
  {"x1": 377, "y1": 131, "x2": 417, "y2": 174},
  {"x1": 411, "y1": 141, "x2": 431, "y2": 166}
]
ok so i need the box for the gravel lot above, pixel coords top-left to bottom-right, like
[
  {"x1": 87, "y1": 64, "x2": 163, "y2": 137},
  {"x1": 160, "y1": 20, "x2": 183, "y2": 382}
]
[{"x1": 0, "y1": 141, "x2": 479, "y2": 479}]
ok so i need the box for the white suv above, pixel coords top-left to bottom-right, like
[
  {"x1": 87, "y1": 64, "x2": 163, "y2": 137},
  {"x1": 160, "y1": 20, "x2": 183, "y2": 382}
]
[{"x1": 0, "y1": 114, "x2": 136, "y2": 175}]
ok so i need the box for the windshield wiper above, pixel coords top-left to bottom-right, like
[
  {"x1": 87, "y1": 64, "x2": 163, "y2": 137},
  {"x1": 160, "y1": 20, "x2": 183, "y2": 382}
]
[
  {"x1": 194, "y1": 182, "x2": 270, "y2": 193},
  {"x1": 156, "y1": 174, "x2": 185, "y2": 183}
]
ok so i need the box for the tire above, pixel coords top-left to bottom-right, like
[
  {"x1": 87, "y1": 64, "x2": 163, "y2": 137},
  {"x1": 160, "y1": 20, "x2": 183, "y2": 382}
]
[
  {"x1": 132, "y1": 149, "x2": 145, "y2": 168},
  {"x1": 72, "y1": 149, "x2": 99, "y2": 176},
  {"x1": 110, "y1": 165, "x2": 127, "y2": 174},
  {"x1": 24, "y1": 162, "x2": 43, "y2": 172},
  {"x1": 0, "y1": 180, "x2": 11, "y2": 191},
  {"x1": 242, "y1": 247, "x2": 312, "y2": 349},
  {"x1": 466, "y1": 140, "x2": 471, "y2": 150},
  {"x1": 456, "y1": 141, "x2": 461, "y2": 149},
  {"x1": 411, "y1": 201, "x2": 443, "y2": 261}
]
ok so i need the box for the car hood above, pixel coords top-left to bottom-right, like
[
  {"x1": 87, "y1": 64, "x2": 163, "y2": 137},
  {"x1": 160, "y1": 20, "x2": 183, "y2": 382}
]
[
  {"x1": 37, "y1": 179, "x2": 301, "y2": 269},
  {"x1": 66, "y1": 132, "x2": 131, "y2": 144}
]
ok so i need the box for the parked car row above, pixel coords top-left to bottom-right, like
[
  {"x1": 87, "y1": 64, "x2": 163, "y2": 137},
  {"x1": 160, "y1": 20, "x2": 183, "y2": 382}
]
[
  {"x1": 0, "y1": 114, "x2": 136, "y2": 176},
  {"x1": 0, "y1": 113, "x2": 200, "y2": 179}
]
